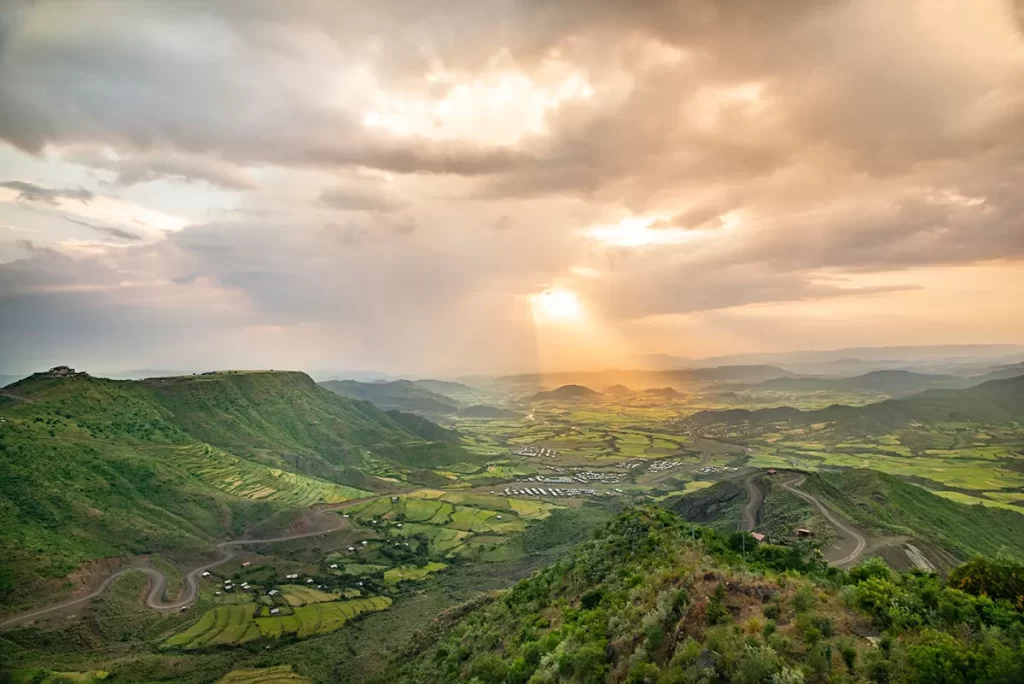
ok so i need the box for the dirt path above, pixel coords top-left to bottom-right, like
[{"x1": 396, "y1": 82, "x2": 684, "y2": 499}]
[
  {"x1": 740, "y1": 474, "x2": 763, "y2": 532},
  {"x1": 777, "y1": 474, "x2": 867, "y2": 567},
  {"x1": 0, "y1": 518, "x2": 350, "y2": 631}
]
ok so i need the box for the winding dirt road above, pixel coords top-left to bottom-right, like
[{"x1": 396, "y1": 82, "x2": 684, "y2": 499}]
[
  {"x1": 740, "y1": 474, "x2": 763, "y2": 532},
  {"x1": 777, "y1": 474, "x2": 867, "y2": 566},
  {"x1": 0, "y1": 520, "x2": 349, "y2": 631}
]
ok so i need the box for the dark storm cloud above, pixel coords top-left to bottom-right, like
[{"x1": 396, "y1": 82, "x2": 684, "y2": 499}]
[{"x1": 1, "y1": 180, "x2": 93, "y2": 204}]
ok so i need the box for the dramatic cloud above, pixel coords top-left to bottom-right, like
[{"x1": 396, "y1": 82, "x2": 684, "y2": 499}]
[
  {"x1": 1, "y1": 180, "x2": 94, "y2": 204},
  {"x1": 0, "y1": 0, "x2": 1023, "y2": 373},
  {"x1": 63, "y1": 216, "x2": 142, "y2": 242}
]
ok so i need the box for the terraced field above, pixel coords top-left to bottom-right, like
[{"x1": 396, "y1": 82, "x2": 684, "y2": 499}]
[
  {"x1": 164, "y1": 596, "x2": 392, "y2": 649},
  {"x1": 217, "y1": 665, "x2": 311, "y2": 683},
  {"x1": 344, "y1": 490, "x2": 559, "y2": 556},
  {"x1": 158, "y1": 443, "x2": 369, "y2": 506}
]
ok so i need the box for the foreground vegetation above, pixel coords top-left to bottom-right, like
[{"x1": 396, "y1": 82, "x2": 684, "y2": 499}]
[{"x1": 383, "y1": 507, "x2": 1024, "y2": 683}]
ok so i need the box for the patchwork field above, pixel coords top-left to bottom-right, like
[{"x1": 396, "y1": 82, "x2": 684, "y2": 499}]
[
  {"x1": 383, "y1": 562, "x2": 447, "y2": 585},
  {"x1": 154, "y1": 443, "x2": 369, "y2": 505},
  {"x1": 342, "y1": 489, "x2": 559, "y2": 556},
  {"x1": 740, "y1": 426, "x2": 1024, "y2": 514},
  {"x1": 164, "y1": 596, "x2": 392, "y2": 649}
]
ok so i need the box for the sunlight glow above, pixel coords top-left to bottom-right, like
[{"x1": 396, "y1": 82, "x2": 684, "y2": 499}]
[
  {"x1": 532, "y1": 289, "x2": 581, "y2": 322},
  {"x1": 362, "y1": 65, "x2": 594, "y2": 144},
  {"x1": 584, "y1": 217, "x2": 693, "y2": 247}
]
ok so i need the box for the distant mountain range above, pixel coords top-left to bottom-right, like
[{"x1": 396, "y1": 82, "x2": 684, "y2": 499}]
[
  {"x1": 753, "y1": 369, "x2": 963, "y2": 396},
  {"x1": 752, "y1": 365, "x2": 1024, "y2": 396},
  {"x1": 644, "y1": 344, "x2": 1024, "y2": 376},
  {"x1": 688, "y1": 374, "x2": 1024, "y2": 432},
  {"x1": 319, "y1": 379, "x2": 458, "y2": 417},
  {"x1": 496, "y1": 365, "x2": 799, "y2": 392},
  {"x1": 530, "y1": 384, "x2": 602, "y2": 401}
]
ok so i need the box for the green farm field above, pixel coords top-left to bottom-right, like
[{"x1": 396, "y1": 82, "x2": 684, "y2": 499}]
[{"x1": 164, "y1": 596, "x2": 392, "y2": 649}]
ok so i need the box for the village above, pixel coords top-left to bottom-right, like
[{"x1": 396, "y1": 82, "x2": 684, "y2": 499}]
[
  {"x1": 501, "y1": 485, "x2": 621, "y2": 498},
  {"x1": 509, "y1": 444, "x2": 558, "y2": 458}
]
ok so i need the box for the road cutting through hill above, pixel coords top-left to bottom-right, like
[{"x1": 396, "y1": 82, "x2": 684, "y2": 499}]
[{"x1": 0, "y1": 517, "x2": 350, "y2": 631}]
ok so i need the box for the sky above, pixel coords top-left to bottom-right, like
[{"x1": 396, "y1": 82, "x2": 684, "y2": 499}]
[{"x1": 1, "y1": 0, "x2": 1023, "y2": 376}]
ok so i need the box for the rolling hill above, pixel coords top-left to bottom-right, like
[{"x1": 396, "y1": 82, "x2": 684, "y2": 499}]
[
  {"x1": 529, "y1": 384, "x2": 602, "y2": 401},
  {"x1": 802, "y1": 470, "x2": 1024, "y2": 563},
  {"x1": 457, "y1": 404, "x2": 521, "y2": 419},
  {"x1": 968, "y1": 361, "x2": 1024, "y2": 384},
  {"x1": 643, "y1": 386, "x2": 683, "y2": 398},
  {"x1": 378, "y1": 506, "x2": 1024, "y2": 684},
  {"x1": 754, "y1": 369, "x2": 961, "y2": 395},
  {"x1": 320, "y1": 379, "x2": 458, "y2": 417},
  {"x1": 0, "y1": 369, "x2": 466, "y2": 606},
  {"x1": 687, "y1": 374, "x2": 1024, "y2": 432},
  {"x1": 662, "y1": 470, "x2": 1024, "y2": 565}
]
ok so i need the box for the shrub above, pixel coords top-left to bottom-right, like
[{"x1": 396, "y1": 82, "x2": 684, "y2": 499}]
[{"x1": 792, "y1": 587, "x2": 816, "y2": 614}]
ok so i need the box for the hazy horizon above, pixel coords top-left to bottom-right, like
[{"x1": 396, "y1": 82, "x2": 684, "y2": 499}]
[{"x1": 3, "y1": 1, "x2": 1024, "y2": 376}]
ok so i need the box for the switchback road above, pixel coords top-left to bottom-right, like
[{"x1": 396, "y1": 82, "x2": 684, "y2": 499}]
[{"x1": 0, "y1": 519, "x2": 349, "y2": 631}]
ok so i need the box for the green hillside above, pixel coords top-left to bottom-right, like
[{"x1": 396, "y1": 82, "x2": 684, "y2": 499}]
[
  {"x1": 662, "y1": 470, "x2": 1024, "y2": 565},
  {"x1": 689, "y1": 374, "x2": 1024, "y2": 432},
  {"x1": 0, "y1": 370, "x2": 466, "y2": 606},
  {"x1": 803, "y1": 470, "x2": 1024, "y2": 563},
  {"x1": 380, "y1": 507, "x2": 1024, "y2": 683},
  {"x1": 320, "y1": 379, "x2": 458, "y2": 417},
  {"x1": 458, "y1": 405, "x2": 521, "y2": 419}
]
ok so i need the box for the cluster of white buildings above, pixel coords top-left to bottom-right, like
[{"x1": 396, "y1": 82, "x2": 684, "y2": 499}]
[
  {"x1": 697, "y1": 465, "x2": 739, "y2": 474},
  {"x1": 647, "y1": 460, "x2": 684, "y2": 473},
  {"x1": 510, "y1": 445, "x2": 558, "y2": 458},
  {"x1": 503, "y1": 486, "x2": 597, "y2": 497}
]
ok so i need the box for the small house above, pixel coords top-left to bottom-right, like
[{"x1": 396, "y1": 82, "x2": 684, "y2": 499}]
[
  {"x1": 241, "y1": 561, "x2": 251, "y2": 567},
  {"x1": 306, "y1": 578, "x2": 314, "y2": 583},
  {"x1": 797, "y1": 528, "x2": 814, "y2": 537},
  {"x1": 270, "y1": 608, "x2": 280, "y2": 615},
  {"x1": 201, "y1": 571, "x2": 211, "y2": 577},
  {"x1": 348, "y1": 546, "x2": 355, "y2": 552},
  {"x1": 767, "y1": 469, "x2": 777, "y2": 475},
  {"x1": 361, "y1": 540, "x2": 368, "y2": 546},
  {"x1": 751, "y1": 532, "x2": 766, "y2": 542},
  {"x1": 330, "y1": 563, "x2": 338, "y2": 569}
]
